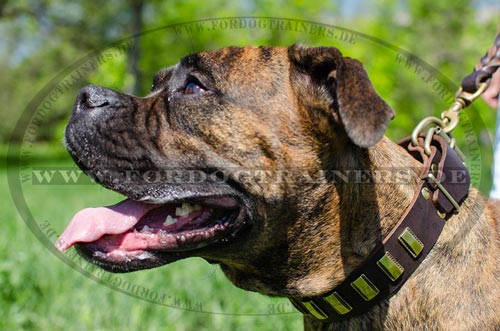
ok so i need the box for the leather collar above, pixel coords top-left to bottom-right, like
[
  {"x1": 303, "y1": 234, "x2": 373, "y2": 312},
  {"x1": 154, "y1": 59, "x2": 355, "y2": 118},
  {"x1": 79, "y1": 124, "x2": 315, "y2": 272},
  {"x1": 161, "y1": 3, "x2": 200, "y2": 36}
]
[{"x1": 290, "y1": 135, "x2": 470, "y2": 323}]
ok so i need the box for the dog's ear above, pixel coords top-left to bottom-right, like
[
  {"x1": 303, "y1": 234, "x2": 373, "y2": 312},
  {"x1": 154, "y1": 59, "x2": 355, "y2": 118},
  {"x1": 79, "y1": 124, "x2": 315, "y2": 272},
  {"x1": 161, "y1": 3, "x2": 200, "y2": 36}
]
[{"x1": 289, "y1": 45, "x2": 394, "y2": 148}]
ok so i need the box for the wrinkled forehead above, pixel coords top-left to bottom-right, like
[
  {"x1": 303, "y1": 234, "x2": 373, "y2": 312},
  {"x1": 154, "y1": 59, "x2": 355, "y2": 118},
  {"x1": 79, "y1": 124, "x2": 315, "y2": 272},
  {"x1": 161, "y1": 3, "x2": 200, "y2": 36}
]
[{"x1": 179, "y1": 46, "x2": 289, "y2": 83}]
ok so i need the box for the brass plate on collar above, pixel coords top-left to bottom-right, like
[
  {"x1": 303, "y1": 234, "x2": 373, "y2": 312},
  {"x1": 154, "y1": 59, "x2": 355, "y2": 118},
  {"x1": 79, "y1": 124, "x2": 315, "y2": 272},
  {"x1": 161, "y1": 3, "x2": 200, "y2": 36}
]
[
  {"x1": 398, "y1": 227, "x2": 424, "y2": 258},
  {"x1": 323, "y1": 292, "x2": 352, "y2": 315},
  {"x1": 350, "y1": 274, "x2": 380, "y2": 301},
  {"x1": 377, "y1": 252, "x2": 405, "y2": 281},
  {"x1": 289, "y1": 298, "x2": 310, "y2": 315},
  {"x1": 302, "y1": 300, "x2": 328, "y2": 320}
]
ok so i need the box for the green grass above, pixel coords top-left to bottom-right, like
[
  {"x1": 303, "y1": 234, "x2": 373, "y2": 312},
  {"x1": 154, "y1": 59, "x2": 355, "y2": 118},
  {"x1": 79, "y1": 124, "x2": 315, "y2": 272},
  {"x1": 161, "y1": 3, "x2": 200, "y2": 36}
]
[{"x1": 1, "y1": 153, "x2": 302, "y2": 331}]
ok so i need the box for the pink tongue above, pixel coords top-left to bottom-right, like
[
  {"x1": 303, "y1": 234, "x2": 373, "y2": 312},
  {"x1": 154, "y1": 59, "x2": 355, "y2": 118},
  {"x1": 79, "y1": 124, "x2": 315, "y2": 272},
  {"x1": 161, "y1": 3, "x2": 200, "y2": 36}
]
[{"x1": 55, "y1": 199, "x2": 157, "y2": 252}]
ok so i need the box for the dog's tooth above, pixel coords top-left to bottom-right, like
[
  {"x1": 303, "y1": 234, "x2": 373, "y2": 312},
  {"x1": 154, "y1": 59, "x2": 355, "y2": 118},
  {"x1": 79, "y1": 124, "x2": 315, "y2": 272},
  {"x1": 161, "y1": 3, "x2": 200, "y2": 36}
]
[
  {"x1": 175, "y1": 207, "x2": 186, "y2": 217},
  {"x1": 183, "y1": 203, "x2": 195, "y2": 213},
  {"x1": 176, "y1": 203, "x2": 198, "y2": 216},
  {"x1": 193, "y1": 204, "x2": 202, "y2": 211},
  {"x1": 163, "y1": 215, "x2": 178, "y2": 226},
  {"x1": 142, "y1": 225, "x2": 153, "y2": 232}
]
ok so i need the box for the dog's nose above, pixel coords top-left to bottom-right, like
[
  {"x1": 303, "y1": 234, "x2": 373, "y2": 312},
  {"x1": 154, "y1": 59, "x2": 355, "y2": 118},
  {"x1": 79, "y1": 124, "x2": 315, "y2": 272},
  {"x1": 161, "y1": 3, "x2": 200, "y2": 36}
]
[{"x1": 74, "y1": 85, "x2": 124, "y2": 113}]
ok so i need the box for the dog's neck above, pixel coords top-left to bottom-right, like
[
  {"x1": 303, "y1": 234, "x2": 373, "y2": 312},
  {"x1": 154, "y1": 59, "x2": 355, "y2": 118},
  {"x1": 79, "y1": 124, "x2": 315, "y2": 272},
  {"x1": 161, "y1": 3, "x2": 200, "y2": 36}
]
[
  {"x1": 291, "y1": 136, "x2": 422, "y2": 296},
  {"x1": 338, "y1": 136, "x2": 422, "y2": 258},
  {"x1": 296, "y1": 136, "x2": 487, "y2": 331}
]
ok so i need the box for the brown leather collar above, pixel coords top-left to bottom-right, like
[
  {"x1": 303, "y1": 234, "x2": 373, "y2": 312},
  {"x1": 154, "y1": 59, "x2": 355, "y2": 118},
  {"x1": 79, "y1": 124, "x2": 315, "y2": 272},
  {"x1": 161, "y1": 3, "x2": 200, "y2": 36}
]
[{"x1": 290, "y1": 135, "x2": 470, "y2": 322}]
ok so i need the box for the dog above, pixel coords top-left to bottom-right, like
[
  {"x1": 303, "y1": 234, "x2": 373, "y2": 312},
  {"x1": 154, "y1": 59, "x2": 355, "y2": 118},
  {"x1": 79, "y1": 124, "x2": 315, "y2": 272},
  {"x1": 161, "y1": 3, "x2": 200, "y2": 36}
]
[{"x1": 56, "y1": 45, "x2": 500, "y2": 330}]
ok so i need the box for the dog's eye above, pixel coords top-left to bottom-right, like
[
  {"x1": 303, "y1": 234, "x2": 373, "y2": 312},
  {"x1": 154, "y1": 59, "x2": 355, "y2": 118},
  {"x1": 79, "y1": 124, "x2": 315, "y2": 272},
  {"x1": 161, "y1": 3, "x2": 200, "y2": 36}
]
[{"x1": 183, "y1": 80, "x2": 205, "y2": 95}]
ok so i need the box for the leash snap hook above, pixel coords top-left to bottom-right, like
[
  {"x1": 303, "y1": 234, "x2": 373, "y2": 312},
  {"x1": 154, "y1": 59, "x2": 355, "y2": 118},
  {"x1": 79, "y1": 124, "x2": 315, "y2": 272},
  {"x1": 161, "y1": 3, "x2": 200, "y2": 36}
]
[
  {"x1": 440, "y1": 100, "x2": 464, "y2": 134},
  {"x1": 440, "y1": 81, "x2": 489, "y2": 134}
]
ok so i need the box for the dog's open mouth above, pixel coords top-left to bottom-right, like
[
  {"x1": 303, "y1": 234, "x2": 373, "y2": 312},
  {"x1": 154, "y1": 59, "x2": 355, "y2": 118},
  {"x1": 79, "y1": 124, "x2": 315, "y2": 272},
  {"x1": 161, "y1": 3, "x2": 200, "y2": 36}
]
[{"x1": 56, "y1": 195, "x2": 246, "y2": 270}]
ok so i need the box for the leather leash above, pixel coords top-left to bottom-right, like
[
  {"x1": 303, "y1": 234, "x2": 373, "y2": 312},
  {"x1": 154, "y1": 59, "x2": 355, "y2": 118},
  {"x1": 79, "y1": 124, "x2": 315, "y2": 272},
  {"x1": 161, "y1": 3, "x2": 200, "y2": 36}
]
[{"x1": 462, "y1": 32, "x2": 500, "y2": 95}]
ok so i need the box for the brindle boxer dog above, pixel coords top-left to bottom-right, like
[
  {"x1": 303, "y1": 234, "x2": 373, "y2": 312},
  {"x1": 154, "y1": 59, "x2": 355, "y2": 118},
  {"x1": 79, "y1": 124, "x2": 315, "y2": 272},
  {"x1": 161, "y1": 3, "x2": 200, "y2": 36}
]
[{"x1": 57, "y1": 45, "x2": 500, "y2": 330}]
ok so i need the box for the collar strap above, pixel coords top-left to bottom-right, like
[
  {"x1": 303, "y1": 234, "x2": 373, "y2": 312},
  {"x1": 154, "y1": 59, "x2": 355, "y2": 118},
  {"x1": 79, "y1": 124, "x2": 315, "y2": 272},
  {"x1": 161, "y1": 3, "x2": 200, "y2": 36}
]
[{"x1": 290, "y1": 135, "x2": 470, "y2": 323}]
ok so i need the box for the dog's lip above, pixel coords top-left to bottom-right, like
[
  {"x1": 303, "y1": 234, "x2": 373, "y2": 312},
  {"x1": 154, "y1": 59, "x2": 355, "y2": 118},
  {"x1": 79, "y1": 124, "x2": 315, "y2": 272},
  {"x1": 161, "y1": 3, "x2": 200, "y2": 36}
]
[{"x1": 137, "y1": 194, "x2": 241, "y2": 208}]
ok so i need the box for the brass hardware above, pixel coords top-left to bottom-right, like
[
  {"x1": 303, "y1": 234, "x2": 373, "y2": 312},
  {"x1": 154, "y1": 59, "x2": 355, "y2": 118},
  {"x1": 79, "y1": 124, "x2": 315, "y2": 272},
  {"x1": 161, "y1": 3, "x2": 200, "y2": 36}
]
[
  {"x1": 430, "y1": 164, "x2": 438, "y2": 176},
  {"x1": 351, "y1": 275, "x2": 380, "y2": 301},
  {"x1": 439, "y1": 99, "x2": 465, "y2": 134},
  {"x1": 437, "y1": 209, "x2": 446, "y2": 219},
  {"x1": 377, "y1": 252, "x2": 405, "y2": 281},
  {"x1": 412, "y1": 120, "x2": 466, "y2": 160},
  {"x1": 411, "y1": 116, "x2": 444, "y2": 148},
  {"x1": 289, "y1": 298, "x2": 310, "y2": 315},
  {"x1": 423, "y1": 127, "x2": 435, "y2": 156},
  {"x1": 457, "y1": 81, "x2": 490, "y2": 105},
  {"x1": 421, "y1": 187, "x2": 431, "y2": 200},
  {"x1": 427, "y1": 173, "x2": 460, "y2": 211},
  {"x1": 411, "y1": 73, "x2": 488, "y2": 161},
  {"x1": 398, "y1": 228, "x2": 424, "y2": 258},
  {"x1": 323, "y1": 292, "x2": 352, "y2": 315},
  {"x1": 302, "y1": 300, "x2": 328, "y2": 320},
  {"x1": 441, "y1": 81, "x2": 490, "y2": 133},
  {"x1": 411, "y1": 82, "x2": 490, "y2": 159}
]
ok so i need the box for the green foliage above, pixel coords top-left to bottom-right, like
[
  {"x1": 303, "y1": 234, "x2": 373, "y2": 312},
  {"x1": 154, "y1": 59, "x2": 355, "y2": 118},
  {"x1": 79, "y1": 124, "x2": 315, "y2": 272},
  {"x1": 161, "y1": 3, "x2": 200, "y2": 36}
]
[{"x1": 88, "y1": 50, "x2": 133, "y2": 92}]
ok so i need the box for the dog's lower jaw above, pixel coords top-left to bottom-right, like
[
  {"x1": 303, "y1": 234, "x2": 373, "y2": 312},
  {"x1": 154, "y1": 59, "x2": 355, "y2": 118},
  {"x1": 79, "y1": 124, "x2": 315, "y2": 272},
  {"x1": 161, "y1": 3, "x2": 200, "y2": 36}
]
[{"x1": 219, "y1": 264, "x2": 288, "y2": 295}]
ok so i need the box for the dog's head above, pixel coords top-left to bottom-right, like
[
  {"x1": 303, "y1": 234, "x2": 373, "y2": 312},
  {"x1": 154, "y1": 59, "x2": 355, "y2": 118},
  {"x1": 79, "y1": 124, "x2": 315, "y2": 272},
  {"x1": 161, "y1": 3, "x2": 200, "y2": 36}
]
[{"x1": 59, "y1": 45, "x2": 393, "y2": 296}]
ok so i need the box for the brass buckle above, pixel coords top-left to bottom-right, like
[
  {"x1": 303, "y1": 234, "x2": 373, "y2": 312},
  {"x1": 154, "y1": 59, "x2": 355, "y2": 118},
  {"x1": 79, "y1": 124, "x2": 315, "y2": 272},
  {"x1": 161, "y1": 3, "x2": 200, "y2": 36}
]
[{"x1": 427, "y1": 172, "x2": 460, "y2": 212}]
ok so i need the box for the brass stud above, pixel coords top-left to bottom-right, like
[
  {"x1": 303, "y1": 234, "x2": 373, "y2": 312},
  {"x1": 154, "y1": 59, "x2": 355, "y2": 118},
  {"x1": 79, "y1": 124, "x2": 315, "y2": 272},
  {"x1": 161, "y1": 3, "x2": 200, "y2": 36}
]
[
  {"x1": 437, "y1": 209, "x2": 446, "y2": 219},
  {"x1": 421, "y1": 187, "x2": 431, "y2": 200}
]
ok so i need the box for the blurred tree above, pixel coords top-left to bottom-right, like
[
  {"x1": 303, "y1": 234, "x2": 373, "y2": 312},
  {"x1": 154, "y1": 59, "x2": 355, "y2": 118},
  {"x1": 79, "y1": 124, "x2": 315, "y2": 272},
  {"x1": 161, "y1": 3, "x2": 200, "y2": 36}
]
[
  {"x1": 0, "y1": 0, "x2": 142, "y2": 143},
  {"x1": 127, "y1": 0, "x2": 144, "y2": 95}
]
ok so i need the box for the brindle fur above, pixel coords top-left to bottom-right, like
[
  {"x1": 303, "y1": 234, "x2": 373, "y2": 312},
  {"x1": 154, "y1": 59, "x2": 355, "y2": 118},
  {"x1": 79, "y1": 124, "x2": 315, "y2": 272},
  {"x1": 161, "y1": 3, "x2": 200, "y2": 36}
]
[{"x1": 65, "y1": 45, "x2": 500, "y2": 330}]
